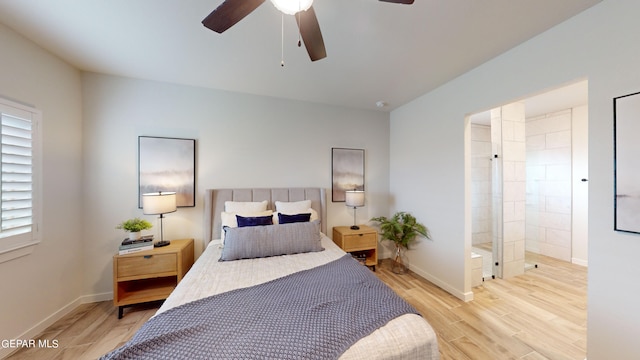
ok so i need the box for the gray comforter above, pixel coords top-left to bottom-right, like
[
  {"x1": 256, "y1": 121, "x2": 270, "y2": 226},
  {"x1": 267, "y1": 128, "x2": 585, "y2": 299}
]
[{"x1": 101, "y1": 255, "x2": 419, "y2": 360}]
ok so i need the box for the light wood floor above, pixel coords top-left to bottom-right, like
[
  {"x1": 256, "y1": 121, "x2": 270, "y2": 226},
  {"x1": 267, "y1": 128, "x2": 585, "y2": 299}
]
[
  {"x1": 379, "y1": 253, "x2": 587, "y2": 360},
  {"x1": 7, "y1": 253, "x2": 587, "y2": 360}
]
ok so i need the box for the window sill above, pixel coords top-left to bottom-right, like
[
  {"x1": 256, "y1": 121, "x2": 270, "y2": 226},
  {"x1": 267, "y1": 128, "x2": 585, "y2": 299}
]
[{"x1": 0, "y1": 241, "x2": 39, "y2": 264}]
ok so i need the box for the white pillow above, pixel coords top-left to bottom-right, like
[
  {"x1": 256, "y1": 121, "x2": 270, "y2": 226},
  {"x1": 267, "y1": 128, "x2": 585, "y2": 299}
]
[
  {"x1": 220, "y1": 210, "x2": 273, "y2": 243},
  {"x1": 224, "y1": 200, "x2": 268, "y2": 213},
  {"x1": 273, "y1": 208, "x2": 318, "y2": 224},
  {"x1": 275, "y1": 200, "x2": 312, "y2": 214}
]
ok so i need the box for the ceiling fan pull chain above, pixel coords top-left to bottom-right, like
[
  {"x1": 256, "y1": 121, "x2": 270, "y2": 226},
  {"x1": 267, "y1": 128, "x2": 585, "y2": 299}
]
[
  {"x1": 297, "y1": 11, "x2": 302, "y2": 47},
  {"x1": 281, "y1": 13, "x2": 285, "y2": 67},
  {"x1": 297, "y1": 0, "x2": 302, "y2": 47}
]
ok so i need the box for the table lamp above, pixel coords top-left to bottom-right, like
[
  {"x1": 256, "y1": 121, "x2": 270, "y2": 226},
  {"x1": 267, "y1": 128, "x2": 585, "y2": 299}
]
[
  {"x1": 345, "y1": 190, "x2": 365, "y2": 230},
  {"x1": 142, "y1": 191, "x2": 177, "y2": 247}
]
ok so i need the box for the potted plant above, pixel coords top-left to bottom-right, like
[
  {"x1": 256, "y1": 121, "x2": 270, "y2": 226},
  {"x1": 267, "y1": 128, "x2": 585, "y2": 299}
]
[
  {"x1": 116, "y1": 217, "x2": 153, "y2": 240},
  {"x1": 370, "y1": 212, "x2": 430, "y2": 274}
]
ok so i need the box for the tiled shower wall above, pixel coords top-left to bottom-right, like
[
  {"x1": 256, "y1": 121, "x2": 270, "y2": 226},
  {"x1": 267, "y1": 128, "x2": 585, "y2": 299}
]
[
  {"x1": 493, "y1": 103, "x2": 526, "y2": 278},
  {"x1": 471, "y1": 124, "x2": 492, "y2": 246},
  {"x1": 471, "y1": 107, "x2": 574, "y2": 270},
  {"x1": 525, "y1": 109, "x2": 573, "y2": 261}
]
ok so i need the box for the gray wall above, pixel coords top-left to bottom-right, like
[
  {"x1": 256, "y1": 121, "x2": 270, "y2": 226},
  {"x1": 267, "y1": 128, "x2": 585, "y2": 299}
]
[
  {"x1": 80, "y1": 73, "x2": 391, "y2": 297},
  {"x1": 391, "y1": 1, "x2": 640, "y2": 357},
  {"x1": 0, "y1": 22, "x2": 84, "y2": 355},
  {"x1": 0, "y1": 23, "x2": 391, "y2": 353}
]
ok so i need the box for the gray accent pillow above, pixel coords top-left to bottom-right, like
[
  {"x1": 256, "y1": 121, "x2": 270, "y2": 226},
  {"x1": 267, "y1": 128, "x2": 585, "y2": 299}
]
[{"x1": 220, "y1": 220, "x2": 324, "y2": 261}]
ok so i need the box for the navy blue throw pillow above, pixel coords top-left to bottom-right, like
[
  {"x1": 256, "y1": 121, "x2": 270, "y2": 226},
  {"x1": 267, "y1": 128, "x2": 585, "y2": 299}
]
[
  {"x1": 236, "y1": 215, "x2": 273, "y2": 227},
  {"x1": 278, "y1": 212, "x2": 312, "y2": 224}
]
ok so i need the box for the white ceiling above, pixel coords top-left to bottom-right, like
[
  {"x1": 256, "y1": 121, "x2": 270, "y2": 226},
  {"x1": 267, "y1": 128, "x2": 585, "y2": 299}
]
[
  {"x1": 469, "y1": 80, "x2": 589, "y2": 125},
  {"x1": 0, "y1": 0, "x2": 600, "y2": 111}
]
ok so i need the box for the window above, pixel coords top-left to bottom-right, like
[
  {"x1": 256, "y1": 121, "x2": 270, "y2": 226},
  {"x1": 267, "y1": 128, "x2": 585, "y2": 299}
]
[{"x1": 0, "y1": 97, "x2": 41, "y2": 263}]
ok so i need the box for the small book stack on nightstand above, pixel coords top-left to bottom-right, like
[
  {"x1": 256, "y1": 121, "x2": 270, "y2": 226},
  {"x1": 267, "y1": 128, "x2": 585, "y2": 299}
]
[
  {"x1": 118, "y1": 235, "x2": 154, "y2": 255},
  {"x1": 332, "y1": 225, "x2": 378, "y2": 271}
]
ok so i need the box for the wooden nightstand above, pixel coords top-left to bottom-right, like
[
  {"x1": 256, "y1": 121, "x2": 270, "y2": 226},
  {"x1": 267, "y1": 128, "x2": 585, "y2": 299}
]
[
  {"x1": 113, "y1": 238, "x2": 194, "y2": 318},
  {"x1": 332, "y1": 225, "x2": 378, "y2": 271}
]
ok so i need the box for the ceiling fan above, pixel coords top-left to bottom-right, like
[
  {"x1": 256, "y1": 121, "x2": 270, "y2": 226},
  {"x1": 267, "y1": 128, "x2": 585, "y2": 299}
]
[{"x1": 202, "y1": 0, "x2": 414, "y2": 62}]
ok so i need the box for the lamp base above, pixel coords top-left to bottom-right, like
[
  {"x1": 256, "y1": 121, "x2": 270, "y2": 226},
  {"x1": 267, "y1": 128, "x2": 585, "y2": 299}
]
[
  {"x1": 350, "y1": 225, "x2": 360, "y2": 230},
  {"x1": 154, "y1": 240, "x2": 171, "y2": 248}
]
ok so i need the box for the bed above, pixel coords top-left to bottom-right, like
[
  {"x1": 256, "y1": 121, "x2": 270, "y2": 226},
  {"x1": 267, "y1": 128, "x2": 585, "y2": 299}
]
[{"x1": 102, "y1": 188, "x2": 439, "y2": 360}]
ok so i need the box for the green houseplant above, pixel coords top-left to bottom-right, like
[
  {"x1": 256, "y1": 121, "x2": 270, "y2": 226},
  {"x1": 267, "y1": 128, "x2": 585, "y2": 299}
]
[
  {"x1": 370, "y1": 212, "x2": 430, "y2": 274},
  {"x1": 116, "y1": 217, "x2": 153, "y2": 240}
]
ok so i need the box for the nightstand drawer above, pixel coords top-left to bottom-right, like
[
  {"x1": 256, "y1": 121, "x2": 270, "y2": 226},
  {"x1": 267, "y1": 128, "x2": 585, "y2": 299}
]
[
  {"x1": 117, "y1": 253, "x2": 176, "y2": 278},
  {"x1": 343, "y1": 233, "x2": 377, "y2": 250}
]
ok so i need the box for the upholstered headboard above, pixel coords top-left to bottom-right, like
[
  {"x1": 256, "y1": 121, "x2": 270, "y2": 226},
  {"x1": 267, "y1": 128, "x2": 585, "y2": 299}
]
[{"x1": 203, "y1": 188, "x2": 327, "y2": 247}]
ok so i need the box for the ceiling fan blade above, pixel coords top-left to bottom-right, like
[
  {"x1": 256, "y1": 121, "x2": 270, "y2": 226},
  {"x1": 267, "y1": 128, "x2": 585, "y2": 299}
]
[
  {"x1": 202, "y1": 0, "x2": 265, "y2": 33},
  {"x1": 379, "y1": 0, "x2": 415, "y2": 4},
  {"x1": 296, "y1": 6, "x2": 327, "y2": 62}
]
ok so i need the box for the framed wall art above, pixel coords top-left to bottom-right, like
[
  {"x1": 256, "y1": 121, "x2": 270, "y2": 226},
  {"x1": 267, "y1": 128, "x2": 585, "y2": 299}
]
[
  {"x1": 331, "y1": 148, "x2": 364, "y2": 202},
  {"x1": 614, "y1": 91, "x2": 640, "y2": 233},
  {"x1": 138, "y1": 136, "x2": 196, "y2": 208}
]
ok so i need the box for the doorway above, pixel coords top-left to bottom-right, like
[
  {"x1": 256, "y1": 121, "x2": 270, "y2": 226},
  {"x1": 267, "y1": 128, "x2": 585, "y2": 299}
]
[{"x1": 468, "y1": 80, "x2": 589, "y2": 282}]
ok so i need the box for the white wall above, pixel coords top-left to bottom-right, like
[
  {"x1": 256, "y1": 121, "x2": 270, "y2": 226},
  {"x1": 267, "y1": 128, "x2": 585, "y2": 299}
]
[
  {"x1": 391, "y1": 91, "x2": 468, "y2": 299},
  {"x1": 572, "y1": 104, "x2": 589, "y2": 266},
  {"x1": 526, "y1": 109, "x2": 573, "y2": 261},
  {"x1": 391, "y1": 0, "x2": 640, "y2": 357},
  {"x1": 0, "y1": 23, "x2": 84, "y2": 358},
  {"x1": 81, "y1": 73, "x2": 391, "y2": 297}
]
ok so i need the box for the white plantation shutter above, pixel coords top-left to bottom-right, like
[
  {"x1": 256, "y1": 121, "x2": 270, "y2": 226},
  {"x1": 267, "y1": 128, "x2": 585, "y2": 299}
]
[
  {"x1": 0, "y1": 98, "x2": 40, "y2": 260},
  {"x1": 1, "y1": 113, "x2": 33, "y2": 237}
]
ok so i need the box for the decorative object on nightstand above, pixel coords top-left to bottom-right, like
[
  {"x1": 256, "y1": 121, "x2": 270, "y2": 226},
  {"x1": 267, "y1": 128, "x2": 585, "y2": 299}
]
[
  {"x1": 142, "y1": 191, "x2": 177, "y2": 247},
  {"x1": 116, "y1": 217, "x2": 153, "y2": 241},
  {"x1": 370, "y1": 212, "x2": 430, "y2": 275},
  {"x1": 118, "y1": 235, "x2": 154, "y2": 255},
  {"x1": 345, "y1": 190, "x2": 365, "y2": 230},
  {"x1": 113, "y1": 238, "x2": 194, "y2": 319},
  {"x1": 333, "y1": 225, "x2": 378, "y2": 271}
]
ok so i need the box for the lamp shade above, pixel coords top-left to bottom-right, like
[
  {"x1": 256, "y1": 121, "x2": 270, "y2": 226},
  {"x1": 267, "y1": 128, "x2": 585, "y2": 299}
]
[
  {"x1": 142, "y1": 192, "x2": 177, "y2": 215},
  {"x1": 345, "y1": 190, "x2": 365, "y2": 208},
  {"x1": 270, "y1": 0, "x2": 313, "y2": 15}
]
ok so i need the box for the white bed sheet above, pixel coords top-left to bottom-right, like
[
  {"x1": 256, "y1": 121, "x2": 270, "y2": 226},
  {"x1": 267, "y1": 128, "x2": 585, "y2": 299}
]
[{"x1": 158, "y1": 235, "x2": 440, "y2": 360}]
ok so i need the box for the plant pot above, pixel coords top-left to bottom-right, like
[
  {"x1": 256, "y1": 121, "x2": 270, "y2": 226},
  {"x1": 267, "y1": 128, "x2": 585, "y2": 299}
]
[
  {"x1": 392, "y1": 245, "x2": 408, "y2": 274},
  {"x1": 128, "y1": 231, "x2": 141, "y2": 241}
]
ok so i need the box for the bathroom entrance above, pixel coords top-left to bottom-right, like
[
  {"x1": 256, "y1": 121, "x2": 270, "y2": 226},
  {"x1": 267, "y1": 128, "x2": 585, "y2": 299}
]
[{"x1": 468, "y1": 81, "x2": 589, "y2": 283}]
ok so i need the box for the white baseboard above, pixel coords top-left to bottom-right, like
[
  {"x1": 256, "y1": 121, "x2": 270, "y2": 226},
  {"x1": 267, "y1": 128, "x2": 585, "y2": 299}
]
[
  {"x1": 0, "y1": 297, "x2": 81, "y2": 359},
  {"x1": 379, "y1": 255, "x2": 472, "y2": 301},
  {"x1": 81, "y1": 291, "x2": 113, "y2": 303},
  {"x1": 0, "y1": 292, "x2": 113, "y2": 359},
  {"x1": 572, "y1": 258, "x2": 588, "y2": 267},
  {"x1": 408, "y1": 264, "x2": 474, "y2": 302}
]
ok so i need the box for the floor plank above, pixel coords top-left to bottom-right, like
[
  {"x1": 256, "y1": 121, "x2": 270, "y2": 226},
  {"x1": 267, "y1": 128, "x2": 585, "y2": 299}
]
[
  {"x1": 6, "y1": 253, "x2": 587, "y2": 360},
  {"x1": 375, "y1": 253, "x2": 586, "y2": 360}
]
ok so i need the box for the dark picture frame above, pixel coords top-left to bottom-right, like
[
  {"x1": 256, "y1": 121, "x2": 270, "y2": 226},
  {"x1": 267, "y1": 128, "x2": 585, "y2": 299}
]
[
  {"x1": 332, "y1": 148, "x2": 364, "y2": 202},
  {"x1": 614, "y1": 91, "x2": 640, "y2": 233},
  {"x1": 138, "y1": 136, "x2": 196, "y2": 208}
]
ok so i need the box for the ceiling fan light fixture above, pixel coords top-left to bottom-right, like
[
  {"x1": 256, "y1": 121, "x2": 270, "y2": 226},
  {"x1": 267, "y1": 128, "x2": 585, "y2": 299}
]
[{"x1": 270, "y1": 0, "x2": 313, "y2": 15}]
